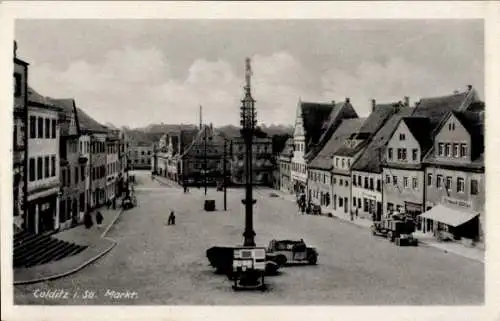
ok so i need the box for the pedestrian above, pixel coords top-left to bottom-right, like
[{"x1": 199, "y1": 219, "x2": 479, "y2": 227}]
[
  {"x1": 350, "y1": 210, "x2": 354, "y2": 221},
  {"x1": 355, "y1": 207, "x2": 359, "y2": 218},
  {"x1": 84, "y1": 212, "x2": 93, "y2": 229},
  {"x1": 167, "y1": 211, "x2": 176, "y2": 225},
  {"x1": 95, "y1": 211, "x2": 104, "y2": 229}
]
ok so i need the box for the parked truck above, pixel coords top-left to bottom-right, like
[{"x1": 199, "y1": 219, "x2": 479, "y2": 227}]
[{"x1": 371, "y1": 213, "x2": 419, "y2": 246}]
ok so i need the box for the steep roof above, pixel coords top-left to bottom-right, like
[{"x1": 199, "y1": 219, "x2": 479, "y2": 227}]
[
  {"x1": 280, "y1": 137, "x2": 294, "y2": 158},
  {"x1": 309, "y1": 118, "x2": 365, "y2": 170},
  {"x1": 402, "y1": 117, "x2": 433, "y2": 155},
  {"x1": 305, "y1": 100, "x2": 358, "y2": 160},
  {"x1": 351, "y1": 107, "x2": 415, "y2": 173},
  {"x1": 27, "y1": 87, "x2": 60, "y2": 110},
  {"x1": 412, "y1": 90, "x2": 474, "y2": 133},
  {"x1": 76, "y1": 107, "x2": 109, "y2": 133},
  {"x1": 299, "y1": 101, "x2": 336, "y2": 148},
  {"x1": 48, "y1": 98, "x2": 77, "y2": 136}
]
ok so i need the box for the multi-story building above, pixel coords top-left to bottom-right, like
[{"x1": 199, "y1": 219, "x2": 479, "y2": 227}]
[
  {"x1": 381, "y1": 88, "x2": 479, "y2": 225},
  {"x1": 129, "y1": 143, "x2": 153, "y2": 170},
  {"x1": 421, "y1": 105, "x2": 484, "y2": 243},
  {"x1": 53, "y1": 98, "x2": 84, "y2": 229},
  {"x1": 76, "y1": 107, "x2": 109, "y2": 210},
  {"x1": 331, "y1": 102, "x2": 397, "y2": 217},
  {"x1": 179, "y1": 125, "x2": 230, "y2": 186},
  {"x1": 278, "y1": 138, "x2": 294, "y2": 193},
  {"x1": 78, "y1": 132, "x2": 91, "y2": 214},
  {"x1": 13, "y1": 44, "x2": 28, "y2": 232},
  {"x1": 116, "y1": 130, "x2": 128, "y2": 196},
  {"x1": 351, "y1": 105, "x2": 415, "y2": 220},
  {"x1": 26, "y1": 87, "x2": 62, "y2": 234},
  {"x1": 291, "y1": 98, "x2": 357, "y2": 195},
  {"x1": 230, "y1": 136, "x2": 273, "y2": 186},
  {"x1": 308, "y1": 118, "x2": 364, "y2": 209},
  {"x1": 106, "y1": 130, "x2": 120, "y2": 203}
]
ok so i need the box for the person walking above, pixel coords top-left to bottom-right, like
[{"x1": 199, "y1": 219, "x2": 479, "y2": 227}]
[
  {"x1": 167, "y1": 211, "x2": 176, "y2": 225},
  {"x1": 95, "y1": 211, "x2": 104, "y2": 229},
  {"x1": 84, "y1": 212, "x2": 93, "y2": 229}
]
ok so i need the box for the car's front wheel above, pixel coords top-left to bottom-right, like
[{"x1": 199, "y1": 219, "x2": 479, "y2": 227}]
[{"x1": 308, "y1": 255, "x2": 317, "y2": 265}]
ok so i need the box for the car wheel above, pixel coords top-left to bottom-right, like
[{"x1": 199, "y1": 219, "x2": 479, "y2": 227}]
[
  {"x1": 276, "y1": 255, "x2": 287, "y2": 266},
  {"x1": 308, "y1": 256, "x2": 317, "y2": 265}
]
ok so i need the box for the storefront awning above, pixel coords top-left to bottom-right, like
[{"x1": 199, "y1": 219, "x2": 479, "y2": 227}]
[{"x1": 420, "y1": 204, "x2": 478, "y2": 227}]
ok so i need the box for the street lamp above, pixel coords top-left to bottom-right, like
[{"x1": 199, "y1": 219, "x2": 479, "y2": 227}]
[{"x1": 240, "y1": 57, "x2": 256, "y2": 247}]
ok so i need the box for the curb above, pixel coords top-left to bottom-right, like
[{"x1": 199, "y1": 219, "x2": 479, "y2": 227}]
[{"x1": 14, "y1": 209, "x2": 125, "y2": 285}]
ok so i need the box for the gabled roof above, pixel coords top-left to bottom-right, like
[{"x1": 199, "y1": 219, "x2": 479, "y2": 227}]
[
  {"x1": 27, "y1": 87, "x2": 60, "y2": 110},
  {"x1": 299, "y1": 101, "x2": 336, "y2": 148},
  {"x1": 351, "y1": 107, "x2": 415, "y2": 173},
  {"x1": 308, "y1": 118, "x2": 365, "y2": 170},
  {"x1": 402, "y1": 117, "x2": 433, "y2": 155},
  {"x1": 305, "y1": 100, "x2": 358, "y2": 161},
  {"x1": 48, "y1": 98, "x2": 78, "y2": 137},
  {"x1": 412, "y1": 90, "x2": 474, "y2": 133},
  {"x1": 75, "y1": 107, "x2": 109, "y2": 133},
  {"x1": 280, "y1": 137, "x2": 294, "y2": 158}
]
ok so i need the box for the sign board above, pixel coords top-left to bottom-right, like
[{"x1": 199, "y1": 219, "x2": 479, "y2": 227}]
[
  {"x1": 442, "y1": 197, "x2": 471, "y2": 209},
  {"x1": 233, "y1": 247, "x2": 266, "y2": 272}
]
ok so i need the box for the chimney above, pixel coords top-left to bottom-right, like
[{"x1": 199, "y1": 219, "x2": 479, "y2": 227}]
[
  {"x1": 13, "y1": 40, "x2": 17, "y2": 58},
  {"x1": 371, "y1": 99, "x2": 376, "y2": 112},
  {"x1": 467, "y1": 84, "x2": 473, "y2": 92},
  {"x1": 345, "y1": 97, "x2": 350, "y2": 103},
  {"x1": 404, "y1": 96, "x2": 410, "y2": 107}
]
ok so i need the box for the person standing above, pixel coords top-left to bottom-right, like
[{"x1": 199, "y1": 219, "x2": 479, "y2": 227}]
[
  {"x1": 95, "y1": 211, "x2": 104, "y2": 229},
  {"x1": 167, "y1": 211, "x2": 176, "y2": 225}
]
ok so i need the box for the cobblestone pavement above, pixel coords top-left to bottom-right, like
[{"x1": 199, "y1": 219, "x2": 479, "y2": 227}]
[{"x1": 14, "y1": 171, "x2": 483, "y2": 305}]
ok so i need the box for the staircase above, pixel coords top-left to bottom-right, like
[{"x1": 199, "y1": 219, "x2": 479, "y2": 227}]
[{"x1": 13, "y1": 231, "x2": 88, "y2": 268}]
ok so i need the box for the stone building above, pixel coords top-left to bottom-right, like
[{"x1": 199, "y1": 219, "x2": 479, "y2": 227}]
[
  {"x1": 26, "y1": 87, "x2": 62, "y2": 234},
  {"x1": 230, "y1": 136, "x2": 273, "y2": 186},
  {"x1": 13, "y1": 47, "x2": 28, "y2": 232},
  {"x1": 129, "y1": 143, "x2": 154, "y2": 170},
  {"x1": 421, "y1": 104, "x2": 484, "y2": 243}
]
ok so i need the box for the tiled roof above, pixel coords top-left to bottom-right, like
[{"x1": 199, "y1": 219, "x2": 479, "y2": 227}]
[
  {"x1": 402, "y1": 117, "x2": 433, "y2": 155},
  {"x1": 412, "y1": 90, "x2": 472, "y2": 133},
  {"x1": 47, "y1": 98, "x2": 76, "y2": 136},
  {"x1": 280, "y1": 137, "x2": 294, "y2": 158},
  {"x1": 308, "y1": 118, "x2": 365, "y2": 170},
  {"x1": 75, "y1": 107, "x2": 109, "y2": 133},
  {"x1": 300, "y1": 102, "x2": 336, "y2": 148},
  {"x1": 351, "y1": 107, "x2": 415, "y2": 173},
  {"x1": 27, "y1": 87, "x2": 59, "y2": 109},
  {"x1": 306, "y1": 101, "x2": 358, "y2": 161}
]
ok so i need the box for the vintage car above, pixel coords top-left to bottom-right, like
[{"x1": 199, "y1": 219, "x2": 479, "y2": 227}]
[
  {"x1": 122, "y1": 195, "x2": 137, "y2": 210},
  {"x1": 206, "y1": 246, "x2": 281, "y2": 278},
  {"x1": 266, "y1": 239, "x2": 318, "y2": 265},
  {"x1": 371, "y1": 213, "x2": 418, "y2": 246}
]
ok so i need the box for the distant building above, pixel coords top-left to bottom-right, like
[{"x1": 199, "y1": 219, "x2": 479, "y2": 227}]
[
  {"x1": 129, "y1": 142, "x2": 154, "y2": 169},
  {"x1": 278, "y1": 138, "x2": 294, "y2": 193},
  {"x1": 422, "y1": 105, "x2": 484, "y2": 243},
  {"x1": 106, "y1": 130, "x2": 120, "y2": 203},
  {"x1": 230, "y1": 136, "x2": 273, "y2": 186},
  {"x1": 26, "y1": 87, "x2": 62, "y2": 234}
]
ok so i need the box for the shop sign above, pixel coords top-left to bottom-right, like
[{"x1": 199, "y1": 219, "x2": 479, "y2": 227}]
[{"x1": 442, "y1": 196, "x2": 471, "y2": 209}]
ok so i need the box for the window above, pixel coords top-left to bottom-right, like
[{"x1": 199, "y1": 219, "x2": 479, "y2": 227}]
[
  {"x1": 438, "y1": 143, "x2": 444, "y2": 156},
  {"x1": 347, "y1": 160, "x2": 351, "y2": 167},
  {"x1": 37, "y1": 157, "x2": 43, "y2": 180},
  {"x1": 460, "y1": 144, "x2": 467, "y2": 158},
  {"x1": 445, "y1": 143, "x2": 451, "y2": 157},
  {"x1": 471, "y1": 179, "x2": 478, "y2": 195},
  {"x1": 29, "y1": 158, "x2": 35, "y2": 181},
  {"x1": 388, "y1": 148, "x2": 393, "y2": 160},
  {"x1": 427, "y1": 173, "x2": 432, "y2": 186},
  {"x1": 62, "y1": 169, "x2": 66, "y2": 187},
  {"x1": 14, "y1": 73, "x2": 22, "y2": 97},
  {"x1": 339, "y1": 179, "x2": 343, "y2": 186},
  {"x1": 436, "y1": 175, "x2": 443, "y2": 188},
  {"x1": 81, "y1": 165, "x2": 85, "y2": 180},
  {"x1": 345, "y1": 181, "x2": 349, "y2": 187},
  {"x1": 67, "y1": 167, "x2": 71, "y2": 185},
  {"x1": 399, "y1": 133, "x2": 406, "y2": 140},
  {"x1": 364, "y1": 177, "x2": 368, "y2": 189},
  {"x1": 403, "y1": 177, "x2": 409, "y2": 188},
  {"x1": 364, "y1": 198, "x2": 369, "y2": 212},
  {"x1": 376, "y1": 179, "x2": 381, "y2": 191},
  {"x1": 75, "y1": 166, "x2": 79, "y2": 183},
  {"x1": 339, "y1": 197, "x2": 343, "y2": 207},
  {"x1": 457, "y1": 177, "x2": 465, "y2": 193},
  {"x1": 353, "y1": 197, "x2": 357, "y2": 207},
  {"x1": 30, "y1": 116, "x2": 36, "y2": 138},
  {"x1": 412, "y1": 177, "x2": 418, "y2": 189},
  {"x1": 358, "y1": 198, "x2": 361, "y2": 208},
  {"x1": 342, "y1": 159, "x2": 345, "y2": 168},
  {"x1": 38, "y1": 117, "x2": 44, "y2": 138},
  {"x1": 45, "y1": 118, "x2": 50, "y2": 138},
  {"x1": 445, "y1": 176, "x2": 452, "y2": 190},
  {"x1": 51, "y1": 156, "x2": 55, "y2": 177},
  {"x1": 369, "y1": 178, "x2": 374, "y2": 190},
  {"x1": 412, "y1": 149, "x2": 418, "y2": 161},
  {"x1": 353, "y1": 175, "x2": 357, "y2": 186},
  {"x1": 393, "y1": 176, "x2": 397, "y2": 185},
  {"x1": 453, "y1": 144, "x2": 459, "y2": 157},
  {"x1": 386, "y1": 175, "x2": 391, "y2": 184},
  {"x1": 402, "y1": 149, "x2": 407, "y2": 160},
  {"x1": 335, "y1": 158, "x2": 339, "y2": 167}
]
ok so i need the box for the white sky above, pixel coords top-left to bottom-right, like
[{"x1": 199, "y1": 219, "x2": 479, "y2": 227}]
[{"x1": 15, "y1": 19, "x2": 483, "y2": 128}]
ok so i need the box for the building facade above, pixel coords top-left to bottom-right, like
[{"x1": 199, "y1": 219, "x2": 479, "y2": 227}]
[
  {"x1": 278, "y1": 138, "x2": 293, "y2": 193},
  {"x1": 230, "y1": 136, "x2": 273, "y2": 186},
  {"x1": 26, "y1": 87, "x2": 61, "y2": 234},
  {"x1": 422, "y1": 108, "x2": 484, "y2": 243},
  {"x1": 129, "y1": 143, "x2": 153, "y2": 170},
  {"x1": 106, "y1": 130, "x2": 120, "y2": 203},
  {"x1": 13, "y1": 49, "x2": 28, "y2": 232}
]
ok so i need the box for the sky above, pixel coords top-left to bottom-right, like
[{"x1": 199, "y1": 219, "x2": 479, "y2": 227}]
[{"x1": 15, "y1": 19, "x2": 483, "y2": 128}]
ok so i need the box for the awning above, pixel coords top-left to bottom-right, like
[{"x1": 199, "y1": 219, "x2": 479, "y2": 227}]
[{"x1": 420, "y1": 204, "x2": 478, "y2": 227}]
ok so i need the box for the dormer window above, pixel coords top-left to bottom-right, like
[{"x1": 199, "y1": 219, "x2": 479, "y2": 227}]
[
  {"x1": 453, "y1": 144, "x2": 459, "y2": 158},
  {"x1": 399, "y1": 133, "x2": 406, "y2": 141},
  {"x1": 438, "y1": 143, "x2": 444, "y2": 156},
  {"x1": 445, "y1": 144, "x2": 451, "y2": 157},
  {"x1": 460, "y1": 144, "x2": 467, "y2": 157}
]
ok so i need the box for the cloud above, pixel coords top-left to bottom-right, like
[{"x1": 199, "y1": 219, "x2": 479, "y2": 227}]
[{"x1": 27, "y1": 46, "x2": 481, "y2": 128}]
